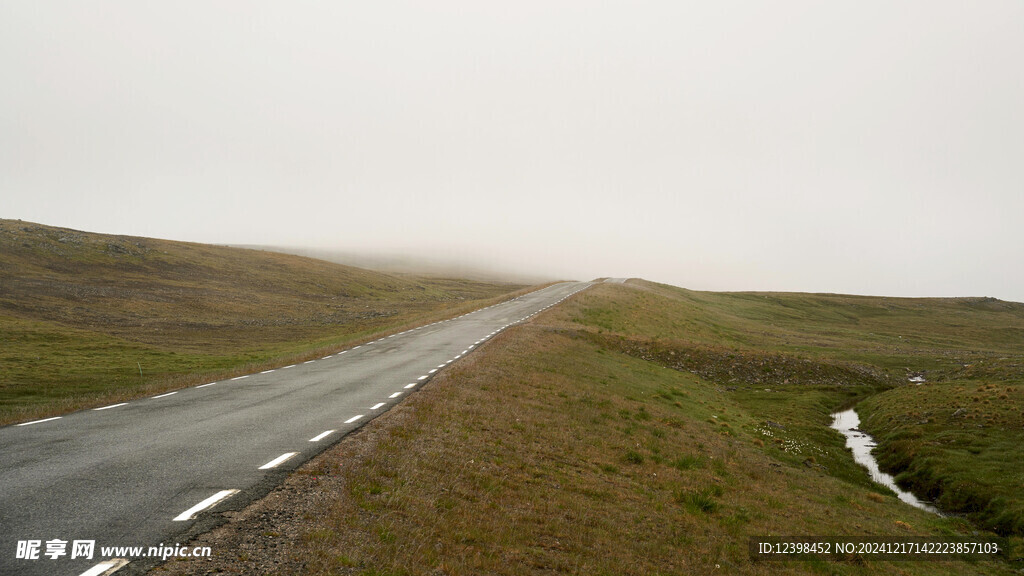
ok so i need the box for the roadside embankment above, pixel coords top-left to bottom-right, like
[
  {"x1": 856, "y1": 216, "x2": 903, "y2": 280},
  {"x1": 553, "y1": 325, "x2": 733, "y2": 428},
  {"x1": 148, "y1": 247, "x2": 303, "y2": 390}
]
[{"x1": 156, "y1": 280, "x2": 1014, "y2": 575}]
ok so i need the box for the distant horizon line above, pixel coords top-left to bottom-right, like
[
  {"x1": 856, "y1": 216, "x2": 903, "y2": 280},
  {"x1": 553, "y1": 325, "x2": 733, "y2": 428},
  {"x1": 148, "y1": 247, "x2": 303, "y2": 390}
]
[{"x1": 4, "y1": 217, "x2": 1020, "y2": 305}]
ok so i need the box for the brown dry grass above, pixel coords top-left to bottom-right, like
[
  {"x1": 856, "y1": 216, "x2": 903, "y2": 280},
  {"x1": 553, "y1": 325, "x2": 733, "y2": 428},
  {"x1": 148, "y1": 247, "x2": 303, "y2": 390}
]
[{"x1": 155, "y1": 284, "x2": 1011, "y2": 576}]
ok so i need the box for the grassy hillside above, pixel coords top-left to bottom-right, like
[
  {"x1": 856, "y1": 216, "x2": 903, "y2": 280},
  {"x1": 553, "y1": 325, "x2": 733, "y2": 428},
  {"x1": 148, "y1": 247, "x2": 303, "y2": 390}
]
[
  {"x1": 0, "y1": 219, "x2": 527, "y2": 425},
  {"x1": 859, "y1": 382, "x2": 1024, "y2": 535},
  {"x1": 158, "y1": 279, "x2": 1022, "y2": 575},
  {"x1": 575, "y1": 281, "x2": 1024, "y2": 539}
]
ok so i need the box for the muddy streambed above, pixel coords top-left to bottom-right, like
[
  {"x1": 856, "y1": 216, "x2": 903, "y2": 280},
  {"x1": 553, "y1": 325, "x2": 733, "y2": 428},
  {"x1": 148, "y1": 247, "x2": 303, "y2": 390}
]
[{"x1": 831, "y1": 408, "x2": 942, "y2": 515}]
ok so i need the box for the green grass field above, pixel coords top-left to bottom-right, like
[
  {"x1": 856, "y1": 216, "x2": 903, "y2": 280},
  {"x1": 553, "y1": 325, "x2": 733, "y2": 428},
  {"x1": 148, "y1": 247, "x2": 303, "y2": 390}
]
[
  {"x1": 859, "y1": 382, "x2": 1024, "y2": 535},
  {"x1": 572, "y1": 281, "x2": 1024, "y2": 538},
  {"x1": 6, "y1": 220, "x2": 1023, "y2": 573},
  {"x1": 0, "y1": 220, "x2": 529, "y2": 425},
  {"x1": 160, "y1": 279, "x2": 1023, "y2": 575}
]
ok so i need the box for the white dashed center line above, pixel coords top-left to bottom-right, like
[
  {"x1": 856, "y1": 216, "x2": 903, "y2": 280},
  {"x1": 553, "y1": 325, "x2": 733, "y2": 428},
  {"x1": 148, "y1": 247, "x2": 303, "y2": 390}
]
[
  {"x1": 371, "y1": 402, "x2": 386, "y2": 410},
  {"x1": 173, "y1": 489, "x2": 239, "y2": 521},
  {"x1": 77, "y1": 559, "x2": 129, "y2": 576},
  {"x1": 93, "y1": 403, "x2": 128, "y2": 411},
  {"x1": 389, "y1": 392, "x2": 402, "y2": 398},
  {"x1": 344, "y1": 415, "x2": 364, "y2": 424},
  {"x1": 231, "y1": 375, "x2": 249, "y2": 381},
  {"x1": 282, "y1": 365, "x2": 296, "y2": 369},
  {"x1": 418, "y1": 375, "x2": 428, "y2": 380},
  {"x1": 17, "y1": 416, "x2": 62, "y2": 426},
  {"x1": 261, "y1": 370, "x2": 275, "y2": 374},
  {"x1": 196, "y1": 382, "x2": 216, "y2": 388},
  {"x1": 152, "y1": 392, "x2": 177, "y2": 399},
  {"x1": 259, "y1": 452, "x2": 298, "y2": 470},
  {"x1": 404, "y1": 383, "x2": 417, "y2": 389},
  {"x1": 310, "y1": 430, "x2": 335, "y2": 442}
]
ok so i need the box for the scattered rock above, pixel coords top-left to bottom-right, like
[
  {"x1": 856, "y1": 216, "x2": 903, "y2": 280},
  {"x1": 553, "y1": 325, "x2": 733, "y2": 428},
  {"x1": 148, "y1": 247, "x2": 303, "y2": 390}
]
[{"x1": 579, "y1": 332, "x2": 897, "y2": 389}]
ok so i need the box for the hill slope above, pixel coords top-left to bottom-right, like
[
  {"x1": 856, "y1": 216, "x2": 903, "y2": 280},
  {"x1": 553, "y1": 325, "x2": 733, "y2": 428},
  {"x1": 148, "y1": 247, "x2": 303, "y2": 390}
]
[
  {"x1": 0, "y1": 219, "x2": 527, "y2": 424},
  {"x1": 158, "y1": 279, "x2": 1023, "y2": 575}
]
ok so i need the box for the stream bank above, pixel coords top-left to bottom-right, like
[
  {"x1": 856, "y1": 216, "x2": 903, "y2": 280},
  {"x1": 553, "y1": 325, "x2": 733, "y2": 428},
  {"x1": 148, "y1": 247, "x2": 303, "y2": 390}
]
[{"x1": 831, "y1": 408, "x2": 942, "y2": 515}]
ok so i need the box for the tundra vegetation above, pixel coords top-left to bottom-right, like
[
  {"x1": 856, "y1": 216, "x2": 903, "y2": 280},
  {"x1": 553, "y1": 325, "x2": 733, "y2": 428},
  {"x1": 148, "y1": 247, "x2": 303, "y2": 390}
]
[
  {"x1": 0, "y1": 220, "x2": 527, "y2": 425},
  {"x1": 158, "y1": 279, "x2": 1023, "y2": 575}
]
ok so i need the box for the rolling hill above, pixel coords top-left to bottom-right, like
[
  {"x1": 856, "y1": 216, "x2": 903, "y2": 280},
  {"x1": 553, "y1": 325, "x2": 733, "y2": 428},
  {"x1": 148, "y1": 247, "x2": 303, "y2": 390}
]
[{"x1": 0, "y1": 219, "x2": 528, "y2": 424}]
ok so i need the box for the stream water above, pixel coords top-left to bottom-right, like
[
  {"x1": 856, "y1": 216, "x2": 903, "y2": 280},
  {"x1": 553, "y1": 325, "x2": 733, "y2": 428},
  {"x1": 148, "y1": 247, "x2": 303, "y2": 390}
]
[{"x1": 830, "y1": 408, "x2": 942, "y2": 515}]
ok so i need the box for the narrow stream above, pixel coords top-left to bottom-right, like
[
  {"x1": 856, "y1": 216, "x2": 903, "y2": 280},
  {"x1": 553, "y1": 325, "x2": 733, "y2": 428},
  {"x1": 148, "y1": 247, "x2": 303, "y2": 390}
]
[{"x1": 830, "y1": 408, "x2": 942, "y2": 515}]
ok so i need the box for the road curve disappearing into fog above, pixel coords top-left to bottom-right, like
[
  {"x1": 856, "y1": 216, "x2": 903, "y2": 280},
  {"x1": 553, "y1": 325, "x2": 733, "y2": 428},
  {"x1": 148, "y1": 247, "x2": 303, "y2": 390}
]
[{"x1": 0, "y1": 281, "x2": 592, "y2": 576}]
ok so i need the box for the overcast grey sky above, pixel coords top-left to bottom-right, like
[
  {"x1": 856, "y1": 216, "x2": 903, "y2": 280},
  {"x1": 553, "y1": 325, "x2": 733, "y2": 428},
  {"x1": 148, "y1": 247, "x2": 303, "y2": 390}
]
[{"x1": 3, "y1": 2, "x2": 1023, "y2": 301}]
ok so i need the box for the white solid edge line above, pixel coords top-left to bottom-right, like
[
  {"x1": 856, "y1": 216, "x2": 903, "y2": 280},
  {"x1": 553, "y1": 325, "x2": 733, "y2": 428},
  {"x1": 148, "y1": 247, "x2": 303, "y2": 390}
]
[
  {"x1": 152, "y1": 391, "x2": 177, "y2": 399},
  {"x1": 404, "y1": 383, "x2": 416, "y2": 389},
  {"x1": 17, "y1": 416, "x2": 62, "y2": 426},
  {"x1": 173, "y1": 489, "x2": 239, "y2": 521},
  {"x1": 231, "y1": 375, "x2": 249, "y2": 381},
  {"x1": 371, "y1": 402, "x2": 386, "y2": 410},
  {"x1": 389, "y1": 392, "x2": 402, "y2": 398},
  {"x1": 345, "y1": 415, "x2": 364, "y2": 424},
  {"x1": 94, "y1": 403, "x2": 128, "y2": 411},
  {"x1": 310, "y1": 430, "x2": 335, "y2": 442},
  {"x1": 259, "y1": 452, "x2": 298, "y2": 470},
  {"x1": 77, "y1": 559, "x2": 130, "y2": 576}
]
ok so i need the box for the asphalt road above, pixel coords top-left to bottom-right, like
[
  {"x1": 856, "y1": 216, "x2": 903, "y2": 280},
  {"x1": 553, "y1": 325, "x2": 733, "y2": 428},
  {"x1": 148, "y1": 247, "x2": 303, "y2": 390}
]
[{"x1": 0, "y1": 281, "x2": 592, "y2": 576}]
